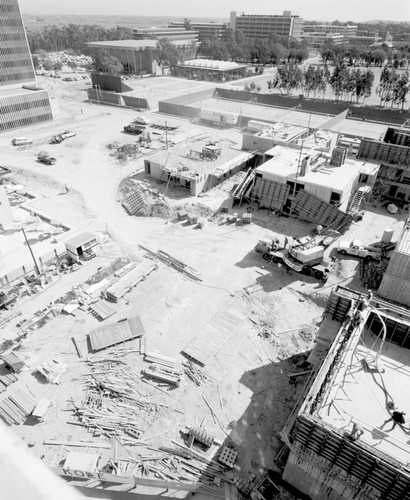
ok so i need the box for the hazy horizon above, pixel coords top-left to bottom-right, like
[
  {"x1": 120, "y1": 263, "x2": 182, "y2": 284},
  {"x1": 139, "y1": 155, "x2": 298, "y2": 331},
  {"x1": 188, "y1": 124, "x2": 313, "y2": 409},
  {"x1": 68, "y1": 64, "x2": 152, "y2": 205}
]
[{"x1": 18, "y1": 0, "x2": 410, "y2": 24}]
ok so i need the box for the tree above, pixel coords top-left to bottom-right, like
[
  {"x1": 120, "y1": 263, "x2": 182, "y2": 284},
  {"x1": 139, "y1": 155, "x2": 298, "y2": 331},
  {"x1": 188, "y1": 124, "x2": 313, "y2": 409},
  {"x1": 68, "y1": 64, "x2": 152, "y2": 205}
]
[
  {"x1": 330, "y1": 64, "x2": 350, "y2": 100},
  {"x1": 276, "y1": 63, "x2": 303, "y2": 95},
  {"x1": 156, "y1": 38, "x2": 184, "y2": 67},
  {"x1": 392, "y1": 71, "x2": 409, "y2": 109},
  {"x1": 354, "y1": 69, "x2": 375, "y2": 103},
  {"x1": 32, "y1": 54, "x2": 41, "y2": 69},
  {"x1": 67, "y1": 60, "x2": 78, "y2": 71},
  {"x1": 183, "y1": 18, "x2": 192, "y2": 31},
  {"x1": 91, "y1": 48, "x2": 122, "y2": 74},
  {"x1": 372, "y1": 49, "x2": 386, "y2": 67},
  {"x1": 376, "y1": 66, "x2": 399, "y2": 106}
]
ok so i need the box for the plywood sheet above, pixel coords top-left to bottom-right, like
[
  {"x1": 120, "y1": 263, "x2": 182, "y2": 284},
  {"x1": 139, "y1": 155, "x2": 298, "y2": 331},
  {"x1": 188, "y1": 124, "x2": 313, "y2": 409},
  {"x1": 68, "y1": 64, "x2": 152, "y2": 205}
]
[
  {"x1": 89, "y1": 300, "x2": 116, "y2": 320},
  {"x1": 182, "y1": 299, "x2": 247, "y2": 366},
  {"x1": 89, "y1": 316, "x2": 145, "y2": 351}
]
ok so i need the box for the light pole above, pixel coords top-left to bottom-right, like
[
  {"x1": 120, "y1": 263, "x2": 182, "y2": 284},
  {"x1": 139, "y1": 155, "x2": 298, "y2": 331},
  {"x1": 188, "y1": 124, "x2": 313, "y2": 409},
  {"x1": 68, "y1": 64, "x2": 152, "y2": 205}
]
[
  {"x1": 21, "y1": 228, "x2": 40, "y2": 276},
  {"x1": 292, "y1": 109, "x2": 313, "y2": 202}
]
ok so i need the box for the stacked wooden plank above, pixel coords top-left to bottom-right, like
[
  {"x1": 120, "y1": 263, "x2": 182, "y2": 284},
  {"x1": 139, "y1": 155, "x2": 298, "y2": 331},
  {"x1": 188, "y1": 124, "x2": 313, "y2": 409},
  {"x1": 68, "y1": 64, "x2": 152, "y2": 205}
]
[
  {"x1": 0, "y1": 364, "x2": 18, "y2": 393},
  {"x1": 144, "y1": 352, "x2": 177, "y2": 368},
  {"x1": 0, "y1": 388, "x2": 36, "y2": 425},
  {"x1": 143, "y1": 364, "x2": 183, "y2": 387},
  {"x1": 89, "y1": 300, "x2": 116, "y2": 321},
  {"x1": 183, "y1": 361, "x2": 213, "y2": 386},
  {"x1": 106, "y1": 260, "x2": 157, "y2": 302},
  {"x1": 140, "y1": 246, "x2": 201, "y2": 282},
  {"x1": 89, "y1": 316, "x2": 145, "y2": 351},
  {"x1": 182, "y1": 298, "x2": 248, "y2": 366}
]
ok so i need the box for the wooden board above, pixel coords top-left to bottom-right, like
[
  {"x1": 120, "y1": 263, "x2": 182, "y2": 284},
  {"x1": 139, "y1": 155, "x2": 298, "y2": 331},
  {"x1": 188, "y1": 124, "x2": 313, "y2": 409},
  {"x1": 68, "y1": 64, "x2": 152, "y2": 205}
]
[
  {"x1": 106, "y1": 260, "x2": 156, "y2": 302},
  {"x1": 89, "y1": 300, "x2": 116, "y2": 320},
  {"x1": 182, "y1": 299, "x2": 248, "y2": 366},
  {"x1": 89, "y1": 316, "x2": 145, "y2": 351}
]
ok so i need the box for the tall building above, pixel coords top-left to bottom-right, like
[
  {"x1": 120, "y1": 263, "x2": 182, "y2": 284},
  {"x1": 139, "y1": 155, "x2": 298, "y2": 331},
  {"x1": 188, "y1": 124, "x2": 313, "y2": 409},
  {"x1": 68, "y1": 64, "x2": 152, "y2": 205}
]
[
  {"x1": 229, "y1": 11, "x2": 303, "y2": 40},
  {"x1": 133, "y1": 27, "x2": 198, "y2": 44},
  {"x1": 0, "y1": 0, "x2": 52, "y2": 133}
]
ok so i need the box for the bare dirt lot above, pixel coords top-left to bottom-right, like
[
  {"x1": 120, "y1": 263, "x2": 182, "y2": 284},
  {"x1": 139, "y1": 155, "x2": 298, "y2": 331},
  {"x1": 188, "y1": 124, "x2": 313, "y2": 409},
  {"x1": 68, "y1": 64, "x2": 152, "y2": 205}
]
[{"x1": 0, "y1": 74, "x2": 407, "y2": 499}]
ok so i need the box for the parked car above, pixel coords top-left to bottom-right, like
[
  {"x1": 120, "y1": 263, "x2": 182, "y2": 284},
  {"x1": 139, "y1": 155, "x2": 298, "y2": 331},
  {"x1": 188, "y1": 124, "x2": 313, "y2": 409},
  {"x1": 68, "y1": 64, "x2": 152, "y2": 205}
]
[{"x1": 12, "y1": 137, "x2": 32, "y2": 146}]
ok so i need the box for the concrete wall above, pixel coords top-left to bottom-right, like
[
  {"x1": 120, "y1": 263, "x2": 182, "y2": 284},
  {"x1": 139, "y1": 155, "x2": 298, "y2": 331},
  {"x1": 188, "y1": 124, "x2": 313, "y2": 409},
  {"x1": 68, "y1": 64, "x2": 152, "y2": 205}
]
[
  {"x1": 214, "y1": 88, "x2": 410, "y2": 126},
  {"x1": 158, "y1": 88, "x2": 215, "y2": 119},
  {"x1": 378, "y1": 251, "x2": 410, "y2": 306},
  {"x1": 88, "y1": 89, "x2": 122, "y2": 106},
  {"x1": 122, "y1": 95, "x2": 149, "y2": 110}
]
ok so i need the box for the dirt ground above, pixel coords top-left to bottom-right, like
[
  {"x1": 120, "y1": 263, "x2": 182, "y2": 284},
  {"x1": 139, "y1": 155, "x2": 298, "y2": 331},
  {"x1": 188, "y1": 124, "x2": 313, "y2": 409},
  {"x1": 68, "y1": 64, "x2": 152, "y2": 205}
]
[{"x1": 0, "y1": 73, "x2": 407, "y2": 499}]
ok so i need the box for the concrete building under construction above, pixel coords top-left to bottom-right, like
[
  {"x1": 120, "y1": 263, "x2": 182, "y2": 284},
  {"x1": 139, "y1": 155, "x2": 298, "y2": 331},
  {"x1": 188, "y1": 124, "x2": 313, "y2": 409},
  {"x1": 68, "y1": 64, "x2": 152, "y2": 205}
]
[
  {"x1": 281, "y1": 285, "x2": 410, "y2": 500},
  {"x1": 378, "y1": 214, "x2": 410, "y2": 307},
  {"x1": 246, "y1": 146, "x2": 379, "y2": 227},
  {"x1": 357, "y1": 126, "x2": 410, "y2": 204}
]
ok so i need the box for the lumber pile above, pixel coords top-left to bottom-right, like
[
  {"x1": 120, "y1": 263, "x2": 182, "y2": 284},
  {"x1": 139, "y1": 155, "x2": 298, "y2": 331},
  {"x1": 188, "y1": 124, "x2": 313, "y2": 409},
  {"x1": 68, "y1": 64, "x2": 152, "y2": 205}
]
[
  {"x1": 0, "y1": 388, "x2": 36, "y2": 425},
  {"x1": 105, "y1": 260, "x2": 157, "y2": 302},
  {"x1": 140, "y1": 246, "x2": 201, "y2": 282},
  {"x1": 71, "y1": 357, "x2": 161, "y2": 441},
  {"x1": 183, "y1": 360, "x2": 213, "y2": 386},
  {"x1": 143, "y1": 364, "x2": 183, "y2": 387},
  {"x1": 0, "y1": 364, "x2": 18, "y2": 393},
  {"x1": 145, "y1": 351, "x2": 177, "y2": 368}
]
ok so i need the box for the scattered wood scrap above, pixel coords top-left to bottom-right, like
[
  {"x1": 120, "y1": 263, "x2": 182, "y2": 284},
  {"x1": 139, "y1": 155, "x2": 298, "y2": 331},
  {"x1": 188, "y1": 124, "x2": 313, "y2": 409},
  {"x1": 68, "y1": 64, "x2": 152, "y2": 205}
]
[
  {"x1": 70, "y1": 358, "x2": 160, "y2": 442},
  {"x1": 183, "y1": 360, "x2": 213, "y2": 386}
]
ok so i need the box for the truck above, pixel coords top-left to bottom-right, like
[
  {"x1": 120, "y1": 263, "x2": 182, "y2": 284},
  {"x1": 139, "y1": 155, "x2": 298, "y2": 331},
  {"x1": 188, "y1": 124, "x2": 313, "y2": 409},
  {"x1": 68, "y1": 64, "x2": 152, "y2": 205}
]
[
  {"x1": 50, "y1": 130, "x2": 76, "y2": 144},
  {"x1": 337, "y1": 240, "x2": 382, "y2": 261},
  {"x1": 123, "y1": 123, "x2": 144, "y2": 135},
  {"x1": 133, "y1": 115, "x2": 150, "y2": 126},
  {"x1": 257, "y1": 237, "x2": 330, "y2": 282},
  {"x1": 37, "y1": 151, "x2": 57, "y2": 165},
  {"x1": 12, "y1": 137, "x2": 32, "y2": 146}
]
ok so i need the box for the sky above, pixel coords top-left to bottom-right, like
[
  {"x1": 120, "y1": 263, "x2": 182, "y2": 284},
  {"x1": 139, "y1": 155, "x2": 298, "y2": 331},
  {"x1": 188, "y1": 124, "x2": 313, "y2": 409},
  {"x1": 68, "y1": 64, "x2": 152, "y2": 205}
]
[{"x1": 18, "y1": 0, "x2": 410, "y2": 23}]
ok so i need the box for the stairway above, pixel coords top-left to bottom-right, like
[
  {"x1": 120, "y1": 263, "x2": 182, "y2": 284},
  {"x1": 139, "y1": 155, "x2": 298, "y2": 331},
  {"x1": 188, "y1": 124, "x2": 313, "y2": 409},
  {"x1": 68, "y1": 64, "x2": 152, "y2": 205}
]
[{"x1": 348, "y1": 186, "x2": 370, "y2": 214}]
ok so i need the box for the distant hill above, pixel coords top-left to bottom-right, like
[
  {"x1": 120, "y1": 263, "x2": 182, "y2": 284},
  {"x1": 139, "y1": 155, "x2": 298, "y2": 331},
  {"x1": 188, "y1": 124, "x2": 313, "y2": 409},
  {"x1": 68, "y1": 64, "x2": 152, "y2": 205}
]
[{"x1": 23, "y1": 14, "x2": 228, "y2": 32}]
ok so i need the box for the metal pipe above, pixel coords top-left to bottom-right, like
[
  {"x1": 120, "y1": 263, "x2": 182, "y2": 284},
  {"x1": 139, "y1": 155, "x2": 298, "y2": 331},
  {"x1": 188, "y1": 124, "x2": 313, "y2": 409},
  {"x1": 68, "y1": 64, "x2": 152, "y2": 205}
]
[{"x1": 21, "y1": 228, "x2": 41, "y2": 276}]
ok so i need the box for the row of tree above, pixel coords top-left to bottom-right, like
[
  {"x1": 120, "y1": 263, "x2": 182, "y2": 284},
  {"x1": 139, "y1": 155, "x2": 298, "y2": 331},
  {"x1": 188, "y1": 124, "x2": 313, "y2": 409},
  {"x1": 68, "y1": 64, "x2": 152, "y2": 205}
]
[
  {"x1": 199, "y1": 30, "x2": 309, "y2": 65},
  {"x1": 27, "y1": 24, "x2": 133, "y2": 54},
  {"x1": 320, "y1": 41, "x2": 410, "y2": 69},
  {"x1": 266, "y1": 63, "x2": 409, "y2": 109}
]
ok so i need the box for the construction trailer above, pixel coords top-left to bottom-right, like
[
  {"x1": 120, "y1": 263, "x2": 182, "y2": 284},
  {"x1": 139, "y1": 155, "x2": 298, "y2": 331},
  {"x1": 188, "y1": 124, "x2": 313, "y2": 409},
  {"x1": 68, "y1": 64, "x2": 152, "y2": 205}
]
[
  {"x1": 281, "y1": 285, "x2": 410, "y2": 500},
  {"x1": 357, "y1": 126, "x2": 410, "y2": 203},
  {"x1": 378, "y1": 214, "x2": 410, "y2": 307},
  {"x1": 63, "y1": 232, "x2": 99, "y2": 262}
]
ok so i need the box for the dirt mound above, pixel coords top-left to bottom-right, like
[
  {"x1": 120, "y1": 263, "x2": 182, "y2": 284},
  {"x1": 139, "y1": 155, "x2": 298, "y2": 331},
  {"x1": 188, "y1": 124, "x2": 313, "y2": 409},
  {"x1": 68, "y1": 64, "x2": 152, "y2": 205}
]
[{"x1": 119, "y1": 177, "x2": 215, "y2": 220}]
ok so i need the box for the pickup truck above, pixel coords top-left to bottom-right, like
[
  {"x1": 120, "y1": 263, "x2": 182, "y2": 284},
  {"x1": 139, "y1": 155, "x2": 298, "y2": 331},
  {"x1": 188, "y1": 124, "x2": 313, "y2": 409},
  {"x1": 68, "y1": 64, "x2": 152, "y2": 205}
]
[{"x1": 337, "y1": 239, "x2": 381, "y2": 261}]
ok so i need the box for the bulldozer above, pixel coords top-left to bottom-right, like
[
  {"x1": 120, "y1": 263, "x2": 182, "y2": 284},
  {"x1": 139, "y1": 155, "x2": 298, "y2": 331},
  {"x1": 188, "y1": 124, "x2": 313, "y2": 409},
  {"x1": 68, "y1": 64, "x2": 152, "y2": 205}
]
[{"x1": 257, "y1": 236, "x2": 330, "y2": 282}]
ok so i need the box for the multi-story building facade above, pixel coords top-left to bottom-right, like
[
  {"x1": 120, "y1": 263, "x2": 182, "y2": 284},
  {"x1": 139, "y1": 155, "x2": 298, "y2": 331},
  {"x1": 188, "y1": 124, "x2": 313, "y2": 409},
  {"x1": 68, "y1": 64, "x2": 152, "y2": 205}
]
[
  {"x1": 133, "y1": 27, "x2": 198, "y2": 44},
  {"x1": 168, "y1": 21, "x2": 226, "y2": 43},
  {"x1": 0, "y1": 0, "x2": 52, "y2": 133},
  {"x1": 229, "y1": 11, "x2": 303, "y2": 41},
  {"x1": 302, "y1": 22, "x2": 357, "y2": 48}
]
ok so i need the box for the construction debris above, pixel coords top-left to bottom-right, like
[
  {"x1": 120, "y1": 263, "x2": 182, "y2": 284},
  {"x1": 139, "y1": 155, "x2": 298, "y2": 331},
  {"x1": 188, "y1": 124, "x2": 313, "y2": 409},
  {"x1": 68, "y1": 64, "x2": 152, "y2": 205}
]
[
  {"x1": 140, "y1": 246, "x2": 202, "y2": 282},
  {"x1": 183, "y1": 360, "x2": 213, "y2": 386},
  {"x1": 143, "y1": 363, "x2": 183, "y2": 387},
  {"x1": 71, "y1": 357, "x2": 158, "y2": 441},
  {"x1": 36, "y1": 358, "x2": 67, "y2": 384},
  {"x1": 218, "y1": 446, "x2": 238, "y2": 468}
]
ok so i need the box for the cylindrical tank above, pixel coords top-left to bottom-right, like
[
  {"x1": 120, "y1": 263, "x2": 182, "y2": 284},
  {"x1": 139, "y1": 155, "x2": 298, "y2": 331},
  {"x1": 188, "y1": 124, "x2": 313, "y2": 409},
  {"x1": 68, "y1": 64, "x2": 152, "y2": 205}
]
[{"x1": 382, "y1": 227, "x2": 394, "y2": 244}]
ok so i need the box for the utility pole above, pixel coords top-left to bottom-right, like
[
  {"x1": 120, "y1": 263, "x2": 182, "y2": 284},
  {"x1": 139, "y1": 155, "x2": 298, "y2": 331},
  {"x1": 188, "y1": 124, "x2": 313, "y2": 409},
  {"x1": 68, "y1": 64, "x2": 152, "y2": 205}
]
[
  {"x1": 21, "y1": 228, "x2": 40, "y2": 276},
  {"x1": 292, "y1": 110, "x2": 313, "y2": 201},
  {"x1": 165, "y1": 121, "x2": 168, "y2": 149}
]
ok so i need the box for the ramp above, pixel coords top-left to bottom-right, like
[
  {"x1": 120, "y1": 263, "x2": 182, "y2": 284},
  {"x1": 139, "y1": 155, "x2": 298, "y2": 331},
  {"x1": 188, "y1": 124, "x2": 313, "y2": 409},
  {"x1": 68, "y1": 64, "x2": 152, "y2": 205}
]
[{"x1": 182, "y1": 299, "x2": 247, "y2": 366}]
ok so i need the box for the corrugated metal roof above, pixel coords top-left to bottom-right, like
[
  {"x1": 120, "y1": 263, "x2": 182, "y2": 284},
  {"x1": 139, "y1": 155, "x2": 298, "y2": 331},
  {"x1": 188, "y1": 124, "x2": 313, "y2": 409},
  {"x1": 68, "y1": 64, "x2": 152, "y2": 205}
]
[
  {"x1": 89, "y1": 316, "x2": 145, "y2": 351},
  {"x1": 397, "y1": 227, "x2": 410, "y2": 255}
]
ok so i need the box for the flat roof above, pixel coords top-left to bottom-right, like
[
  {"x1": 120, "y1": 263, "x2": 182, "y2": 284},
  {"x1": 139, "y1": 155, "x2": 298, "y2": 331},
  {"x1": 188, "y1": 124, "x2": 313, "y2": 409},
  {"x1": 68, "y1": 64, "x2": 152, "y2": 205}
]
[
  {"x1": 64, "y1": 231, "x2": 96, "y2": 248},
  {"x1": 252, "y1": 122, "x2": 308, "y2": 143},
  {"x1": 316, "y1": 327, "x2": 410, "y2": 464},
  {"x1": 256, "y1": 145, "x2": 360, "y2": 191},
  {"x1": 329, "y1": 118, "x2": 387, "y2": 140},
  {"x1": 178, "y1": 59, "x2": 247, "y2": 71},
  {"x1": 149, "y1": 137, "x2": 250, "y2": 176},
  {"x1": 0, "y1": 86, "x2": 43, "y2": 98},
  {"x1": 88, "y1": 39, "x2": 193, "y2": 50}
]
